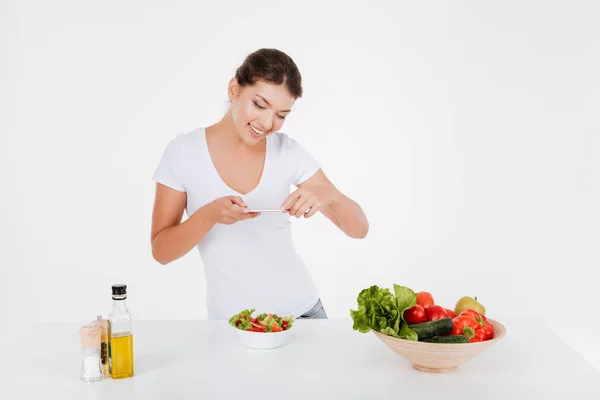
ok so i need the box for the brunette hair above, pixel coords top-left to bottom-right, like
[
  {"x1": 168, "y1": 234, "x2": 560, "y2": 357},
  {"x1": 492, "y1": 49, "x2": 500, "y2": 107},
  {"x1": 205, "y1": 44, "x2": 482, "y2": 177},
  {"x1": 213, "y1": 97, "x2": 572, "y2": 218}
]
[{"x1": 235, "y1": 48, "x2": 303, "y2": 98}]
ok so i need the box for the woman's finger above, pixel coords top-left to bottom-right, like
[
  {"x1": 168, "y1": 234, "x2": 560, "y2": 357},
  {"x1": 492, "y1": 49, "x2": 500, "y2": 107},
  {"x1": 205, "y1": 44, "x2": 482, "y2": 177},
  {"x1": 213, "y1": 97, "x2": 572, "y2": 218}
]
[
  {"x1": 304, "y1": 200, "x2": 321, "y2": 218},
  {"x1": 239, "y1": 211, "x2": 260, "y2": 220},
  {"x1": 228, "y1": 208, "x2": 260, "y2": 220},
  {"x1": 295, "y1": 197, "x2": 315, "y2": 218},
  {"x1": 230, "y1": 204, "x2": 250, "y2": 214},
  {"x1": 229, "y1": 196, "x2": 248, "y2": 209},
  {"x1": 289, "y1": 192, "x2": 309, "y2": 216},
  {"x1": 280, "y1": 189, "x2": 303, "y2": 211}
]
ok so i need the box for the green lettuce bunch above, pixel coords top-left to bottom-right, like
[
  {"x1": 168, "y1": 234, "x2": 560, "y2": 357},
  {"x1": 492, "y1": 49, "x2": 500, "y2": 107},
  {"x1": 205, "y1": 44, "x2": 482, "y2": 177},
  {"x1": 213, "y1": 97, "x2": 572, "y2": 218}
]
[{"x1": 350, "y1": 284, "x2": 418, "y2": 340}]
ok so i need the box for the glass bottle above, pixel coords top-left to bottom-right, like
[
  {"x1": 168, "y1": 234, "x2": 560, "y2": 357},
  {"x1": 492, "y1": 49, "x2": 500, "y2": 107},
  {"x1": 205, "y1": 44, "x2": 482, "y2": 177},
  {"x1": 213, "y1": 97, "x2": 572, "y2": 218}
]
[{"x1": 108, "y1": 284, "x2": 134, "y2": 379}]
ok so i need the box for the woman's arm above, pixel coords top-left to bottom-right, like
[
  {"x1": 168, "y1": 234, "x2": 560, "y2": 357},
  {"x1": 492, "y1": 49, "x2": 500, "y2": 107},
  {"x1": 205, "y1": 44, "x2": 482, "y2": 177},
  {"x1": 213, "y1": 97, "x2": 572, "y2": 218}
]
[
  {"x1": 151, "y1": 184, "x2": 216, "y2": 265},
  {"x1": 151, "y1": 183, "x2": 259, "y2": 265},
  {"x1": 281, "y1": 169, "x2": 369, "y2": 239}
]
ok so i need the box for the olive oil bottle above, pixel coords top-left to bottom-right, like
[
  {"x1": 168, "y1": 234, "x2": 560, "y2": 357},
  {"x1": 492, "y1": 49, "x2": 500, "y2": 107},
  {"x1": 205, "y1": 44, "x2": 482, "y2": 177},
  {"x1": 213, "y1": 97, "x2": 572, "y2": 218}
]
[{"x1": 108, "y1": 284, "x2": 134, "y2": 379}]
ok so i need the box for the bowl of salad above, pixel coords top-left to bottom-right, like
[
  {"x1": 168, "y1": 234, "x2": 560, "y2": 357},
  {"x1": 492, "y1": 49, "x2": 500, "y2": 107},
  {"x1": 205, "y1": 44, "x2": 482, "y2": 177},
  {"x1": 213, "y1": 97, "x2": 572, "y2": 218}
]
[{"x1": 229, "y1": 309, "x2": 295, "y2": 350}]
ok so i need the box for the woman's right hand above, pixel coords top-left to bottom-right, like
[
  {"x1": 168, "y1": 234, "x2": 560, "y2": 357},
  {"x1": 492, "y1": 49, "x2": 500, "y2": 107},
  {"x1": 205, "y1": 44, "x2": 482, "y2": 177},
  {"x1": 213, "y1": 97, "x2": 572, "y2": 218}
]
[{"x1": 208, "y1": 196, "x2": 260, "y2": 225}]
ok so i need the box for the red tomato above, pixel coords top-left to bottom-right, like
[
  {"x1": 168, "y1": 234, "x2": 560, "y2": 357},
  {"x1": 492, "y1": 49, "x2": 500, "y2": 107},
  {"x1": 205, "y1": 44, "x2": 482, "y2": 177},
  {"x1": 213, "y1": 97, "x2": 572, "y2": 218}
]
[
  {"x1": 403, "y1": 305, "x2": 426, "y2": 324},
  {"x1": 426, "y1": 305, "x2": 448, "y2": 321},
  {"x1": 416, "y1": 292, "x2": 435, "y2": 308},
  {"x1": 271, "y1": 323, "x2": 283, "y2": 332},
  {"x1": 444, "y1": 308, "x2": 456, "y2": 319},
  {"x1": 250, "y1": 321, "x2": 266, "y2": 332},
  {"x1": 282, "y1": 321, "x2": 289, "y2": 330}
]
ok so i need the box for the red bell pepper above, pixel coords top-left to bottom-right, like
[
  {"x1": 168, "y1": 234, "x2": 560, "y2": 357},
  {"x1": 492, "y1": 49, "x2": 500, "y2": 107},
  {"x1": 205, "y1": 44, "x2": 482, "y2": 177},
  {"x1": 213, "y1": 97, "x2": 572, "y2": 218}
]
[
  {"x1": 450, "y1": 316, "x2": 485, "y2": 342},
  {"x1": 482, "y1": 323, "x2": 494, "y2": 340},
  {"x1": 472, "y1": 327, "x2": 486, "y2": 342},
  {"x1": 459, "y1": 309, "x2": 494, "y2": 340}
]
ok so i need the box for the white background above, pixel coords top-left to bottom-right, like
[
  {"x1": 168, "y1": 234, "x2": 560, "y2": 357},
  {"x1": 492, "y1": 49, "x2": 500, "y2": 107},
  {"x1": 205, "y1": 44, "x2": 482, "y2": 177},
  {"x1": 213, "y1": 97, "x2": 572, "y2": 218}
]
[{"x1": 2, "y1": 0, "x2": 599, "y2": 371}]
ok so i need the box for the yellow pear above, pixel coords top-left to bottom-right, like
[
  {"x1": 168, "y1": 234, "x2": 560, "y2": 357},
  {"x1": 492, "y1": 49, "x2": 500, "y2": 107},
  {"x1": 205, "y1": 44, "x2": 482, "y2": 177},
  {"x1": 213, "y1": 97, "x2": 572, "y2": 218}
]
[{"x1": 454, "y1": 296, "x2": 486, "y2": 315}]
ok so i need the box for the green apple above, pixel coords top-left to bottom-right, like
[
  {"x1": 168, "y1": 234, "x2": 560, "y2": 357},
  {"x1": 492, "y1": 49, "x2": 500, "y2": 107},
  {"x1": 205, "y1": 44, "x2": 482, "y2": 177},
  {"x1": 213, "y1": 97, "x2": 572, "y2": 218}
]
[{"x1": 454, "y1": 296, "x2": 486, "y2": 316}]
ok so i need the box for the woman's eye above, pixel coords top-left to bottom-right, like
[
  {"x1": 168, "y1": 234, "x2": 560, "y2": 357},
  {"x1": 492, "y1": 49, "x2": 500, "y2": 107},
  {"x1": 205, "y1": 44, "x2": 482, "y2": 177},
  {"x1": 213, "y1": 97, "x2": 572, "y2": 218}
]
[{"x1": 253, "y1": 100, "x2": 286, "y2": 119}]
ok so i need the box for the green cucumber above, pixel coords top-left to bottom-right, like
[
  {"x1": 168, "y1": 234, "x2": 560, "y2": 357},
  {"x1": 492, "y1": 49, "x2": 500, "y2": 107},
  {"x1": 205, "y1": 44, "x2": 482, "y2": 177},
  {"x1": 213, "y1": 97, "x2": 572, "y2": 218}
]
[
  {"x1": 408, "y1": 318, "x2": 454, "y2": 340},
  {"x1": 422, "y1": 335, "x2": 469, "y2": 344}
]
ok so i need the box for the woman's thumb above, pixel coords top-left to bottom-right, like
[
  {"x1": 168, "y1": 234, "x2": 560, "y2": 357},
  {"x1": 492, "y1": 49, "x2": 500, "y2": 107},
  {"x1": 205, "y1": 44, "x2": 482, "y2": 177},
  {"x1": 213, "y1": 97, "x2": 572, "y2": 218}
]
[{"x1": 229, "y1": 196, "x2": 246, "y2": 207}]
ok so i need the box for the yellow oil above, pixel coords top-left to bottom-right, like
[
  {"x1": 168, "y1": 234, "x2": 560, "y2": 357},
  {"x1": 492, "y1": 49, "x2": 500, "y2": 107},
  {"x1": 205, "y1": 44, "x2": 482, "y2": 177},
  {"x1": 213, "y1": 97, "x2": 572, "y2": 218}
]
[{"x1": 110, "y1": 332, "x2": 134, "y2": 379}]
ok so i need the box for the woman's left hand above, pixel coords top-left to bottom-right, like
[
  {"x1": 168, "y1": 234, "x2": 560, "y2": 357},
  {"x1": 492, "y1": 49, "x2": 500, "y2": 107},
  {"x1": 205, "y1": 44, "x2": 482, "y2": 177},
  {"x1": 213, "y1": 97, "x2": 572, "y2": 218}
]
[{"x1": 280, "y1": 184, "x2": 339, "y2": 218}]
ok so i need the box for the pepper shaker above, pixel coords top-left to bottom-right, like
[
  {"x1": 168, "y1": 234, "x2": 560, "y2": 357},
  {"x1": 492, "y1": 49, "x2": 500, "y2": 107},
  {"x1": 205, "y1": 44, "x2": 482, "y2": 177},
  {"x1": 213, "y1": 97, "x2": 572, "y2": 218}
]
[{"x1": 93, "y1": 315, "x2": 110, "y2": 377}]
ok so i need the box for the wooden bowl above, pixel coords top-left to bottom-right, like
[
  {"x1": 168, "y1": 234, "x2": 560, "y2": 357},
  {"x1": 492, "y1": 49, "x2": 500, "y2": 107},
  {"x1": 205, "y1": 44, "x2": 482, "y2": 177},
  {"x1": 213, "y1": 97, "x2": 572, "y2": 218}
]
[{"x1": 371, "y1": 318, "x2": 506, "y2": 373}]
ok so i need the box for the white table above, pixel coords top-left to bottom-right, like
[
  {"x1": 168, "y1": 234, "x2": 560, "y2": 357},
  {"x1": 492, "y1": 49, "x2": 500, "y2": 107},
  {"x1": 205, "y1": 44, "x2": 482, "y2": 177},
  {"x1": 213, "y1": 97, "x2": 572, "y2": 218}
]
[{"x1": 1, "y1": 317, "x2": 599, "y2": 399}]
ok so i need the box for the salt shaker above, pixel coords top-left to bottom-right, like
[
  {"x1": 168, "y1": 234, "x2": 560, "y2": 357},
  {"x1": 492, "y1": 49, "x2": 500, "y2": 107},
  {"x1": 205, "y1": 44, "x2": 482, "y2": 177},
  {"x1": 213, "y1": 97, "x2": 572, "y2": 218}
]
[{"x1": 79, "y1": 323, "x2": 103, "y2": 383}]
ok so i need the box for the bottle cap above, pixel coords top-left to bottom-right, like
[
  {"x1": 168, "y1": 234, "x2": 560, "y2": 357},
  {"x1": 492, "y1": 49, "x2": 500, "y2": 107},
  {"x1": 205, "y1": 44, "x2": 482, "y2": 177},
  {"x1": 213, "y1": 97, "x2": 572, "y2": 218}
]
[{"x1": 112, "y1": 284, "x2": 127, "y2": 300}]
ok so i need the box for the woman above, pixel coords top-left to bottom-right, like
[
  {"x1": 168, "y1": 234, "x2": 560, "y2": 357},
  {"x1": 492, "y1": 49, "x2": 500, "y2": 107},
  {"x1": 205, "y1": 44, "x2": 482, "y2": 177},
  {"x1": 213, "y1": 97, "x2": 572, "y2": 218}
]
[{"x1": 151, "y1": 48, "x2": 368, "y2": 321}]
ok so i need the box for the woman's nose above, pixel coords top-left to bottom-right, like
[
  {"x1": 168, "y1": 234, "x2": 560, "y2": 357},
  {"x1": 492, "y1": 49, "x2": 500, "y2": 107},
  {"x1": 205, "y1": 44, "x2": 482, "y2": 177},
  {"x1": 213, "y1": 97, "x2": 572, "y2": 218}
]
[{"x1": 260, "y1": 113, "x2": 274, "y2": 131}]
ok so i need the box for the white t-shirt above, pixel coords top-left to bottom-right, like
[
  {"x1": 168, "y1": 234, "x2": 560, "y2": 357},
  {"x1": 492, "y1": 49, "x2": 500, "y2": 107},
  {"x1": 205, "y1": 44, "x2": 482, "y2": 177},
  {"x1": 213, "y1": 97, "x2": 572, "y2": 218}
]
[{"x1": 152, "y1": 127, "x2": 321, "y2": 320}]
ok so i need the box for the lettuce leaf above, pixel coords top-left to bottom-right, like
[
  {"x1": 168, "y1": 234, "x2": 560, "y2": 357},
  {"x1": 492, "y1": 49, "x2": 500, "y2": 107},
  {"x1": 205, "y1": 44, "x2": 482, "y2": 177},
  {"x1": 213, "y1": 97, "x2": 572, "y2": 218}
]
[
  {"x1": 350, "y1": 285, "x2": 399, "y2": 333},
  {"x1": 282, "y1": 316, "x2": 294, "y2": 329},
  {"x1": 393, "y1": 284, "x2": 418, "y2": 340},
  {"x1": 228, "y1": 309, "x2": 255, "y2": 327},
  {"x1": 350, "y1": 284, "x2": 418, "y2": 340}
]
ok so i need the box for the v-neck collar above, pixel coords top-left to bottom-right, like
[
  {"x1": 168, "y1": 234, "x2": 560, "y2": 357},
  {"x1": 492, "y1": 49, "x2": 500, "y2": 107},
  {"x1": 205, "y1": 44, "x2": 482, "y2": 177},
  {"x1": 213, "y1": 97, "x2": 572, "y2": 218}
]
[{"x1": 202, "y1": 127, "x2": 270, "y2": 196}]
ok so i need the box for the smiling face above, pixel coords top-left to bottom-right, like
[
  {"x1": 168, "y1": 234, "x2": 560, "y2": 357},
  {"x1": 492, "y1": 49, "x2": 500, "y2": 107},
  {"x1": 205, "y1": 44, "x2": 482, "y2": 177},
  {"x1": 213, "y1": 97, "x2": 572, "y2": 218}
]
[{"x1": 228, "y1": 79, "x2": 296, "y2": 145}]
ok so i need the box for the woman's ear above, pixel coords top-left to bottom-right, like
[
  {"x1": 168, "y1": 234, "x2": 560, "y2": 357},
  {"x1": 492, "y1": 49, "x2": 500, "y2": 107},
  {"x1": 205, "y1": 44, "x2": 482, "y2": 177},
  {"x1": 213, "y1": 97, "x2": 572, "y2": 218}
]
[{"x1": 228, "y1": 78, "x2": 239, "y2": 101}]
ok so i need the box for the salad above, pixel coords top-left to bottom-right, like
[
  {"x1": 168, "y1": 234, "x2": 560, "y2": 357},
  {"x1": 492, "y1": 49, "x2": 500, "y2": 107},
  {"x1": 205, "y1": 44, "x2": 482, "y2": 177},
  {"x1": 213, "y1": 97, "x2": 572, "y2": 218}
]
[{"x1": 229, "y1": 309, "x2": 294, "y2": 332}]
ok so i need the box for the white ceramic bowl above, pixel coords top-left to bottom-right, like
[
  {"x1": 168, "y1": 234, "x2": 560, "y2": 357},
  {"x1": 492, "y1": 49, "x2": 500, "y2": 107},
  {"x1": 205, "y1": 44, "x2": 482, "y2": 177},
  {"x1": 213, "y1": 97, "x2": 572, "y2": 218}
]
[{"x1": 234, "y1": 327, "x2": 293, "y2": 350}]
